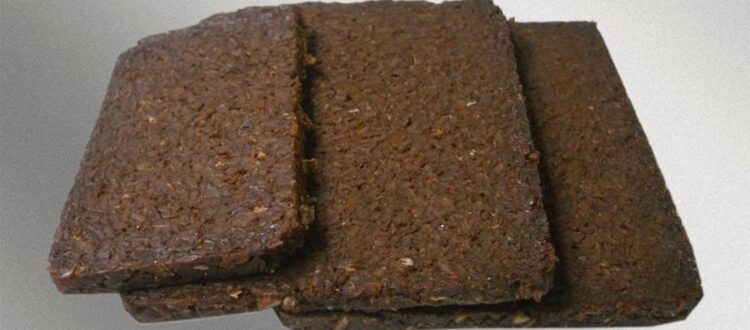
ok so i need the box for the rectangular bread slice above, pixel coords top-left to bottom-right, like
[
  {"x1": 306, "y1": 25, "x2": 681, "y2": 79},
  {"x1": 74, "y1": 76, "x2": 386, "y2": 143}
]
[
  {"x1": 121, "y1": 0, "x2": 555, "y2": 320},
  {"x1": 274, "y1": 22, "x2": 704, "y2": 328},
  {"x1": 48, "y1": 7, "x2": 313, "y2": 293}
]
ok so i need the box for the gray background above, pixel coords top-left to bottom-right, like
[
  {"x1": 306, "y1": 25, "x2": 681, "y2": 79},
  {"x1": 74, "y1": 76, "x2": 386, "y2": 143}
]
[{"x1": 1, "y1": 0, "x2": 749, "y2": 329}]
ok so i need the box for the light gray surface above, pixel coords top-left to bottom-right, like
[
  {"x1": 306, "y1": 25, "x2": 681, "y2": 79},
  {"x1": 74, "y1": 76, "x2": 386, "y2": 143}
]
[{"x1": 1, "y1": 1, "x2": 749, "y2": 329}]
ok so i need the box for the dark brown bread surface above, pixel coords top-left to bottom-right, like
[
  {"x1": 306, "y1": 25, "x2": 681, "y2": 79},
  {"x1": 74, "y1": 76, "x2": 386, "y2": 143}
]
[
  {"x1": 121, "y1": 0, "x2": 555, "y2": 321},
  {"x1": 274, "y1": 22, "x2": 703, "y2": 328},
  {"x1": 48, "y1": 7, "x2": 313, "y2": 293}
]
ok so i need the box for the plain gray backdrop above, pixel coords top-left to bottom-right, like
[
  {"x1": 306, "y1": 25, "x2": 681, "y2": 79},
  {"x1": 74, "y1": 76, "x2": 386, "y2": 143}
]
[{"x1": 1, "y1": 1, "x2": 749, "y2": 329}]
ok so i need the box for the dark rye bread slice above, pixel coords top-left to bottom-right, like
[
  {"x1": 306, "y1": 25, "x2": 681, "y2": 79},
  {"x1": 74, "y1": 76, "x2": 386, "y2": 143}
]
[
  {"x1": 121, "y1": 0, "x2": 555, "y2": 321},
  {"x1": 274, "y1": 22, "x2": 704, "y2": 329},
  {"x1": 48, "y1": 7, "x2": 313, "y2": 293}
]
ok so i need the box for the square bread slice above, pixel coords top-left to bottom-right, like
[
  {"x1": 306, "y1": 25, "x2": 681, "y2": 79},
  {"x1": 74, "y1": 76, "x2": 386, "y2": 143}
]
[
  {"x1": 49, "y1": 7, "x2": 313, "y2": 293},
  {"x1": 274, "y1": 22, "x2": 704, "y2": 329},
  {"x1": 121, "y1": 0, "x2": 555, "y2": 321}
]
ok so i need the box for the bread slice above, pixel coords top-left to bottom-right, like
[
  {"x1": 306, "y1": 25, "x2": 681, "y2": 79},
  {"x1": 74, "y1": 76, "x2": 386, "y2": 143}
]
[
  {"x1": 274, "y1": 22, "x2": 703, "y2": 329},
  {"x1": 49, "y1": 7, "x2": 313, "y2": 293},
  {"x1": 121, "y1": 0, "x2": 555, "y2": 321}
]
